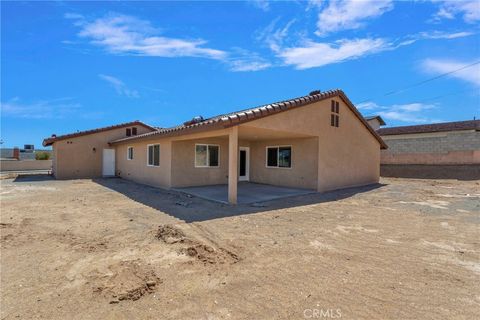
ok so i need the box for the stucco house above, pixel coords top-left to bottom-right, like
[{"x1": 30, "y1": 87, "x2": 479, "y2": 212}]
[
  {"x1": 43, "y1": 121, "x2": 157, "y2": 179},
  {"x1": 365, "y1": 115, "x2": 386, "y2": 131},
  {"x1": 43, "y1": 89, "x2": 387, "y2": 204}
]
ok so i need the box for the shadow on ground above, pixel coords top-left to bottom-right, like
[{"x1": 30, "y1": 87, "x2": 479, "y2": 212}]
[
  {"x1": 94, "y1": 178, "x2": 386, "y2": 223},
  {"x1": 12, "y1": 174, "x2": 54, "y2": 183}
]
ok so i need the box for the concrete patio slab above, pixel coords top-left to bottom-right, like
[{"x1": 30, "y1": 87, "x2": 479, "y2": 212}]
[{"x1": 174, "y1": 182, "x2": 316, "y2": 204}]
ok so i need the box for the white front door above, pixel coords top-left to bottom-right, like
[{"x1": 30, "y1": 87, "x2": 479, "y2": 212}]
[
  {"x1": 102, "y1": 149, "x2": 115, "y2": 177},
  {"x1": 239, "y1": 147, "x2": 250, "y2": 181}
]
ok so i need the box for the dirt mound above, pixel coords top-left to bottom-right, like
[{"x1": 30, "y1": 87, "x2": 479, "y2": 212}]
[
  {"x1": 91, "y1": 260, "x2": 161, "y2": 303},
  {"x1": 156, "y1": 225, "x2": 240, "y2": 265},
  {"x1": 156, "y1": 224, "x2": 186, "y2": 244}
]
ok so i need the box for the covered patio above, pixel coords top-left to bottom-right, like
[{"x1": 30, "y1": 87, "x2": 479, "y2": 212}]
[
  {"x1": 175, "y1": 181, "x2": 315, "y2": 204},
  {"x1": 169, "y1": 125, "x2": 318, "y2": 204}
]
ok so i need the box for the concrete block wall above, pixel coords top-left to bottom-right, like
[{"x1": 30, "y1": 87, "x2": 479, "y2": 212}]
[
  {"x1": 384, "y1": 131, "x2": 480, "y2": 154},
  {"x1": 381, "y1": 131, "x2": 480, "y2": 165}
]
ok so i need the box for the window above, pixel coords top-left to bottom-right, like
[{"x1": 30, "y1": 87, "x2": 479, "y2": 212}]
[
  {"x1": 132, "y1": 127, "x2": 137, "y2": 135},
  {"x1": 147, "y1": 144, "x2": 160, "y2": 166},
  {"x1": 195, "y1": 144, "x2": 219, "y2": 167},
  {"x1": 127, "y1": 147, "x2": 134, "y2": 160},
  {"x1": 331, "y1": 100, "x2": 340, "y2": 127},
  {"x1": 266, "y1": 146, "x2": 291, "y2": 168}
]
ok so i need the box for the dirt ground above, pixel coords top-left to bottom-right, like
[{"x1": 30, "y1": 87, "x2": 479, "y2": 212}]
[{"x1": 1, "y1": 176, "x2": 479, "y2": 319}]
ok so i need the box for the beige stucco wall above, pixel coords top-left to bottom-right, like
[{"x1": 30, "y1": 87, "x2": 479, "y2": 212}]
[
  {"x1": 52, "y1": 125, "x2": 152, "y2": 179},
  {"x1": 242, "y1": 98, "x2": 381, "y2": 192},
  {"x1": 171, "y1": 137, "x2": 229, "y2": 187},
  {"x1": 249, "y1": 138, "x2": 318, "y2": 189},
  {"x1": 115, "y1": 140, "x2": 172, "y2": 188},
  {"x1": 366, "y1": 118, "x2": 382, "y2": 131}
]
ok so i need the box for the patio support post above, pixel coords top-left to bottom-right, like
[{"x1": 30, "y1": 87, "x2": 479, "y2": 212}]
[{"x1": 228, "y1": 126, "x2": 238, "y2": 204}]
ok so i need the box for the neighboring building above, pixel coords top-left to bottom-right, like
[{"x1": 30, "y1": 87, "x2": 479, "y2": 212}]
[
  {"x1": 43, "y1": 121, "x2": 157, "y2": 179},
  {"x1": 378, "y1": 120, "x2": 480, "y2": 179},
  {"x1": 365, "y1": 115, "x2": 386, "y2": 131},
  {"x1": 43, "y1": 90, "x2": 387, "y2": 204},
  {"x1": 0, "y1": 145, "x2": 52, "y2": 160}
]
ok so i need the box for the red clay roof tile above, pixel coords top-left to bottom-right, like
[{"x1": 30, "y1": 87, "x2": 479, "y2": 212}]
[{"x1": 109, "y1": 89, "x2": 387, "y2": 149}]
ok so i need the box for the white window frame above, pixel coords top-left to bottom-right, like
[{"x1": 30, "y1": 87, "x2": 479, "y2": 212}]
[
  {"x1": 147, "y1": 144, "x2": 160, "y2": 167},
  {"x1": 194, "y1": 143, "x2": 220, "y2": 168},
  {"x1": 127, "y1": 146, "x2": 134, "y2": 160},
  {"x1": 265, "y1": 145, "x2": 292, "y2": 169}
]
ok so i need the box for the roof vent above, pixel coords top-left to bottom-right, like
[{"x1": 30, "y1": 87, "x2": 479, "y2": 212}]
[
  {"x1": 183, "y1": 115, "x2": 204, "y2": 126},
  {"x1": 309, "y1": 90, "x2": 321, "y2": 96}
]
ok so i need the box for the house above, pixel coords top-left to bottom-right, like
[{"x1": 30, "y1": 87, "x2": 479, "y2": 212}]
[
  {"x1": 43, "y1": 89, "x2": 387, "y2": 204},
  {"x1": 43, "y1": 121, "x2": 157, "y2": 179},
  {"x1": 378, "y1": 120, "x2": 480, "y2": 179},
  {"x1": 364, "y1": 115, "x2": 386, "y2": 131}
]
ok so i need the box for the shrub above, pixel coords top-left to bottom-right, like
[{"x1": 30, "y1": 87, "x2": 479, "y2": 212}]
[{"x1": 35, "y1": 152, "x2": 51, "y2": 160}]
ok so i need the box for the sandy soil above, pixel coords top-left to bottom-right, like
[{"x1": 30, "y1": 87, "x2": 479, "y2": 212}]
[{"x1": 1, "y1": 176, "x2": 479, "y2": 319}]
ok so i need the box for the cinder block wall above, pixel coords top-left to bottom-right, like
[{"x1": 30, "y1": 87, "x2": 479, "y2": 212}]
[{"x1": 381, "y1": 131, "x2": 480, "y2": 164}]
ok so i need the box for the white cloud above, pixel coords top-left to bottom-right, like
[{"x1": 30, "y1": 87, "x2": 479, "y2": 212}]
[
  {"x1": 267, "y1": 27, "x2": 473, "y2": 70},
  {"x1": 315, "y1": 0, "x2": 393, "y2": 36},
  {"x1": 225, "y1": 48, "x2": 272, "y2": 72},
  {"x1": 358, "y1": 101, "x2": 439, "y2": 123},
  {"x1": 98, "y1": 74, "x2": 140, "y2": 98},
  {"x1": 256, "y1": 18, "x2": 297, "y2": 52},
  {"x1": 422, "y1": 59, "x2": 480, "y2": 87},
  {"x1": 417, "y1": 30, "x2": 475, "y2": 39},
  {"x1": 69, "y1": 13, "x2": 227, "y2": 60},
  {"x1": 278, "y1": 37, "x2": 388, "y2": 69},
  {"x1": 0, "y1": 97, "x2": 81, "y2": 119},
  {"x1": 431, "y1": 1, "x2": 480, "y2": 23},
  {"x1": 249, "y1": 0, "x2": 270, "y2": 11},
  {"x1": 229, "y1": 60, "x2": 272, "y2": 72}
]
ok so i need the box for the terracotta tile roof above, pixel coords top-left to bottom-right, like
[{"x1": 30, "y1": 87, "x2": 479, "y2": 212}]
[
  {"x1": 109, "y1": 89, "x2": 387, "y2": 149},
  {"x1": 42, "y1": 121, "x2": 157, "y2": 146},
  {"x1": 377, "y1": 120, "x2": 480, "y2": 136}
]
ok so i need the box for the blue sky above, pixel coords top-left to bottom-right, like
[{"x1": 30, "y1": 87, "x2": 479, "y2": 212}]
[{"x1": 1, "y1": 0, "x2": 479, "y2": 148}]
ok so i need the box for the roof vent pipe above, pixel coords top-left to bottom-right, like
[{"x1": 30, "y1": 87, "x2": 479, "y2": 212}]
[{"x1": 183, "y1": 115, "x2": 204, "y2": 126}]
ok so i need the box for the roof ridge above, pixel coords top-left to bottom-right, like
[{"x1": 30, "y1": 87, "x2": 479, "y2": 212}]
[
  {"x1": 378, "y1": 119, "x2": 479, "y2": 136},
  {"x1": 109, "y1": 90, "x2": 344, "y2": 144},
  {"x1": 43, "y1": 120, "x2": 157, "y2": 146},
  {"x1": 108, "y1": 88, "x2": 387, "y2": 150}
]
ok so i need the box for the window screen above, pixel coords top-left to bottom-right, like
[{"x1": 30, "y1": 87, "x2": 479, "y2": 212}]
[
  {"x1": 267, "y1": 147, "x2": 278, "y2": 167},
  {"x1": 148, "y1": 145, "x2": 160, "y2": 166},
  {"x1": 278, "y1": 147, "x2": 291, "y2": 168},
  {"x1": 195, "y1": 145, "x2": 208, "y2": 167},
  {"x1": 208, "y1": 145, "x2": 219, "y2": 167},
  {"x1": 148, "y1": 146, "x2": 153, "y2": 165},
  {"x1": 153, "y1": 145, "x2": 160, "y2": 166}
]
